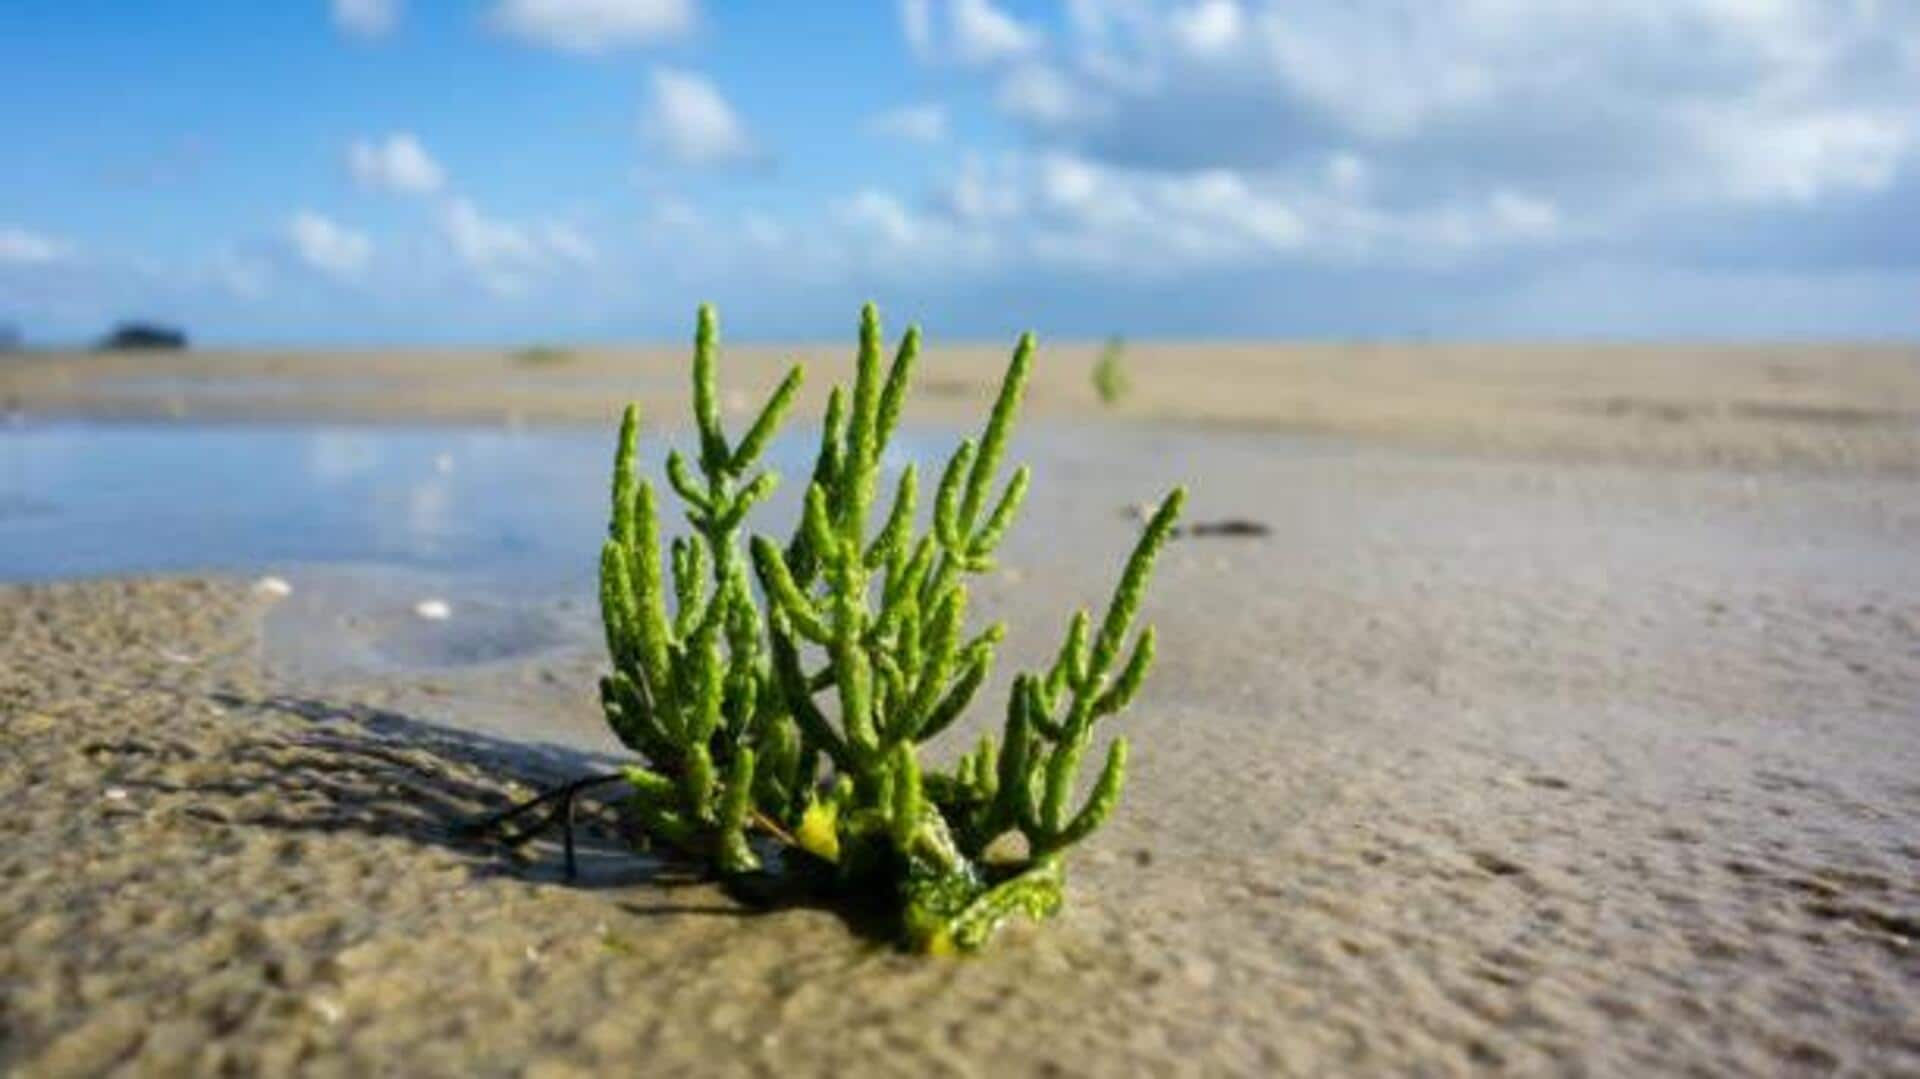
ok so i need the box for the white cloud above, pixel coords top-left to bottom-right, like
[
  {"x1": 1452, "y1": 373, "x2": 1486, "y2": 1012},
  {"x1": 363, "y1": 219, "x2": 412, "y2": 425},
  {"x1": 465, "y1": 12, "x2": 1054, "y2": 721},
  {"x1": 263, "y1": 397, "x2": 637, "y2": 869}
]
[
  {"x1": 1326, "y1": 152, "x2": 1369, "y2": 197},
  {"x1": 840, "y1": 190, "x2": 921, "y2": 248},
  {"x1": 490, "y1": 0, "x2": 694, "y2": 54},
  {"x1": 1018, "y1": 153, "x2": 1309, "y2": 266},
  {"x1": 443, "y1": 199, "x2": 537, "y2": 269},
  {"x1": 1169, "y1": 0, "x2": 1242, "y2": 57},
  {"x1": 287, "y1": 212, "x2": 372, "y2": 279},
  {"x1": 941, "y1": 156, "x2": 1026, "y2": 222},
  {"x1": 0, "y1": 226, "x2": 68, "y2": 265},
  {"x1": 838, "y1": 147, "x2": 1578, "y2": 281},
  {"x1": 868, "y1": 104, "x2": 949, "y2": 144},
  {"x1": 903, "y1": 0, "x2": 1041, "y2": 66},
  {"x1": 644, "y1": 68, "x2": 757, "y2": 167},
  {"x1": 1694, "y1": 106, "x2": 1909, "y2": 206},
  {"x1": 1252, "y1": 9, "x2": 1498, "y2": 138},
  {"x1": 953, "y1": 0, "x2": 1040, "y2": 64},
  {"x1": 933, "y1": 0, "x2": 1920, "y2": 249},
  {"x1": 542, "y1": 222, "x2": 597, "y2": 265},
  {"x1": 333, "y1": 0, "x2": 400, "y2": 38},
  {"x1": 833, "y1": 189, "x2": 999, "y2": 275},
  {"x1": 439, "y1": 198, "x2": 595, "y2": 294},
  {"x1": 900, "y1": 0, "x2": 934, "y2": 58},
  {"x1": 998, "y1": 64, "x2": 1098, "y2": 127},
  {"x1": 17, "y1": 0, "x2": 1920, "y2": 342},
  {"x1": 348, "y1": 133, "x2": 445, "y2": 195},
  {"x1": 1488, "y1": 190, "x2": 1559, "y2": 239}
]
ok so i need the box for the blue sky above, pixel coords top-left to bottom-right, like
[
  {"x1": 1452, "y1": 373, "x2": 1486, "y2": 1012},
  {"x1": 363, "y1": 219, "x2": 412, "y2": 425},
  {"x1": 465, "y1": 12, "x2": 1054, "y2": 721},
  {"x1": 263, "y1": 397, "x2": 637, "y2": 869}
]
[{"x1": 3, "y1": 1, "x2": 1918, "y2": 345}]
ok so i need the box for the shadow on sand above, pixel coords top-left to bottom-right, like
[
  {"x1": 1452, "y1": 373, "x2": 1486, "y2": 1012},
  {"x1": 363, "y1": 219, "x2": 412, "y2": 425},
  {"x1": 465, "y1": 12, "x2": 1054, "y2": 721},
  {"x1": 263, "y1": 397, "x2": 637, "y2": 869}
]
[{"x1": 160, "y1": 692, "x2": 892, "y2": 937}]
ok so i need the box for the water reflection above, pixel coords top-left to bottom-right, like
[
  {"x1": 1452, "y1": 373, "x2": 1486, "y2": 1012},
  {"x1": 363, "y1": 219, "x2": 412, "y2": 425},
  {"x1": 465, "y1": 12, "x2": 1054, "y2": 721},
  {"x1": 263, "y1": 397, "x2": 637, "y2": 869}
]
[
  {"x1": 0, "y1": 421, "x2": 835, "y2": 586},
  {"x1": 0, "y1": 421, "x2": 942, "y2": 588}
]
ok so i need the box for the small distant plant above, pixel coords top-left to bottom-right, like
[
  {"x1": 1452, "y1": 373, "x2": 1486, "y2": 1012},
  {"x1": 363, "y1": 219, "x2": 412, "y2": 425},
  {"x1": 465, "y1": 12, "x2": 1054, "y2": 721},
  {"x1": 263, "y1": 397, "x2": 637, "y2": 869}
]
[
  {"x1": 474, "y1": 304, "x2": 1182, "y2": 953},
  {"x1": 512, "y1": 344, "x2": 575, "y2": 367},
  {"x1": 1093, "y1": 335, "x2": 1129, "y2": 406}
]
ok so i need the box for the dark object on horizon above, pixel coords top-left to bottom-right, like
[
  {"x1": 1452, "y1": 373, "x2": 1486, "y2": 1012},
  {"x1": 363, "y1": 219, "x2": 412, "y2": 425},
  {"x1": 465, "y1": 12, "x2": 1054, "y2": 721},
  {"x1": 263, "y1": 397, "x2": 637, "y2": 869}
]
[
  {"x1": 0, "y1": 323, "x2": 20, "y2": 352},
  {"x1": 99, "y1": 322, "x2": 188, "y2": 351}
]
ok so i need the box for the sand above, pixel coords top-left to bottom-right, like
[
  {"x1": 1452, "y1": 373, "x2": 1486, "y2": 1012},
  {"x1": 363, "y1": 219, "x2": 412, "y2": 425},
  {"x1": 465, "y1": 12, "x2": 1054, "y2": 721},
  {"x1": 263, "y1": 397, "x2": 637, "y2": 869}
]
[
  {"x1": 4, "y1": 346, "x2": 1920, "y2": 1075},
  {"x1": 6, "y1": 339, "x2": 1920, "y2": 472}
]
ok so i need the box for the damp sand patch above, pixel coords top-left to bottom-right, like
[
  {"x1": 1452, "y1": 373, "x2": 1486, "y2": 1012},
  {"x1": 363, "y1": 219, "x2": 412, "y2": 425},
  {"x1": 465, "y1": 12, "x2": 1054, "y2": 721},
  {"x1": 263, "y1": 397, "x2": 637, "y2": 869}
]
[{"x1": 4, "y1": 422, "x2": 1919, "y2": 1073}]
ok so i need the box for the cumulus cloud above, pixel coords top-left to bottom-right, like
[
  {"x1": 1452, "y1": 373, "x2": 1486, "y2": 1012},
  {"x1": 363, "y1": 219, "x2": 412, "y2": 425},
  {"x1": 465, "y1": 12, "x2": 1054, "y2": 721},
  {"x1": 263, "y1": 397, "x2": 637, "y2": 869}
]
[
  {"x1": 333, "y1": 0, "x2": 400, "y2": 38},
  {"x1": 833, "y1": 188, "x2": 998, "y2": 276},
  {"x1": 1167, "y1": 0, "x2": 1242, "y2": 57},
  {"x1": 644, "y1": 68, "x2": 758, "y2": 167},
  {"x1": 901, "y1": 0, "x2": 1041, "y2": 66},
  {"x1": 439, "y1": 198, "x2": 595, "y2": 294},
  {"x1": 997, "y1": 64, "x2": 1099, "y2": 127},
  {"x1": 951, "y1": 0, "x2": 1040, "y2": 63},
  {"x1": 441, "y1": 199, "x2": 537, "y2": 270},
  {"x1": 19, "y1": 0, "x2": 1920, "y2": 342},
  {"x1": 0, "y1": 226, "x2": 69, "y2": 265},
  {"x1": 900, "y1": 0, "x2": 934, "y2": 58},
  {"x1": 868, "y1": 104, "x2": 949, "y2": 144},
  {"x1": 347, "y1": 133, "x2": 445, "y2": 195},
  {"x1": 839, "y1": 190, "x2": 921, "y2": 248},
  {"x1": 1694, "y1": 107, "x2": 1908, "y2": 206},
  {"x1": 286, "y1": 212, "x2": 372, "y2": 279},
  {"x1": 1487, "y1": 190, "x2": 1560, "y2": 240},
  {"x1": 831, "y1": 149, "x2": 1570, "y2": 282},
  {"x1": 890, "y1": 0, "x2": 1920, "y2": 277},
  {"x1": 541, "y1": 222, "x2": 597, "y2": 265},
  {"x1": 490, "y1": 0, "x2": 693, "y2": 54}
]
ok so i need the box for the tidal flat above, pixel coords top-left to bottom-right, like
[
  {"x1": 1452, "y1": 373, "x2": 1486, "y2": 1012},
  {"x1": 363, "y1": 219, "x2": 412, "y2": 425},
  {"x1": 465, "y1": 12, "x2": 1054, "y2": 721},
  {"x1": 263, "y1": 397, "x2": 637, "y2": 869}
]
[{"x1": 3, "y1": 344, "x2": 1918, "y2": 1074}]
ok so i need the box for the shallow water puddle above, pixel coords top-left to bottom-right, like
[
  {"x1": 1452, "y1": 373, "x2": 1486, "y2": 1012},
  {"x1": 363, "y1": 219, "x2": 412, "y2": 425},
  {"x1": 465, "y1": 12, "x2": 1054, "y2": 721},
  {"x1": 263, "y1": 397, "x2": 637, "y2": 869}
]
[
  {"x1": 0, "y1": 418, "x2": 1243, "y2": 584},
  {"x1": 0, "y1": 420, "x2": 975, "y2": 684},
  {"x1": 0, "y1": 418, "x2": 1251, "y2": 688},
  {"x1": 0, "y1": 420, "x2": 826, "y2": 585}
]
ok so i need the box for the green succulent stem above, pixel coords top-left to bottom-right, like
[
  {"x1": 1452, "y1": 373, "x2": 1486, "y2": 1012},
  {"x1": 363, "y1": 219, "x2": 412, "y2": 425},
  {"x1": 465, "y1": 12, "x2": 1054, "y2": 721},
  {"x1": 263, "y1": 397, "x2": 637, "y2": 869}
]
[{"x1": 582, "y1": 303, "x2": 1182, "y2": 952}]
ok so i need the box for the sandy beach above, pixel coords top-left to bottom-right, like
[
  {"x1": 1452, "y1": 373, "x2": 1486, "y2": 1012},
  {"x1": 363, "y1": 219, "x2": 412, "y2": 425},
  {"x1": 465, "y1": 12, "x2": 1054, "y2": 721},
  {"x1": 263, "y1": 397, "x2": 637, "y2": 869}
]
[
  {"x1": 4, "y1": 344, "x2": 1919, "y2": 1075},
  {"x1": 6, "y1": 339, "x2": 1920, "y2": 471}
]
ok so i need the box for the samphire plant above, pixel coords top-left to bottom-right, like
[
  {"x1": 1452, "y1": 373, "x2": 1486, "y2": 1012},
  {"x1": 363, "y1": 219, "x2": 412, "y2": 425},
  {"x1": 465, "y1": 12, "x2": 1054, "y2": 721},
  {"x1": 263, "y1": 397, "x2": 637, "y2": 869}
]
[
  {"x1": 480, "y1": 304, "x2": 1182, "y2": 953},
  {"x1": 1093, "y1": 334, "x2": 1130, "y2": 406}
]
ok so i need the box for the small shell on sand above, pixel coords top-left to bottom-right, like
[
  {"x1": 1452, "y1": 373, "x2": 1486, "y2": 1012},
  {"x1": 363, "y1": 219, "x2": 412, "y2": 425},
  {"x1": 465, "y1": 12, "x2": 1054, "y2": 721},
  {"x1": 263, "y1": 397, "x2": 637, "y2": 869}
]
[
  {"x1": 252, "y1": 576, "x2": 293, "y2": 599},
  {"x1": 414, "y1": 599, "x2": 453, "y2": 620}
]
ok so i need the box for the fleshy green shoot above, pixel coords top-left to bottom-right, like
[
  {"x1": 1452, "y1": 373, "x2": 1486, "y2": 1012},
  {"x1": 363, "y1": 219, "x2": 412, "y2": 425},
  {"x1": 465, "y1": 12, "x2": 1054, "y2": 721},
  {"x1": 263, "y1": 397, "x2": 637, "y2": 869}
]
[
  {"x1": 1093, "y1": 335, "x2": 1129, "y2": 406},
  {"x1": 595, "y1": 303, "x2": 1183, "y2": 952}
]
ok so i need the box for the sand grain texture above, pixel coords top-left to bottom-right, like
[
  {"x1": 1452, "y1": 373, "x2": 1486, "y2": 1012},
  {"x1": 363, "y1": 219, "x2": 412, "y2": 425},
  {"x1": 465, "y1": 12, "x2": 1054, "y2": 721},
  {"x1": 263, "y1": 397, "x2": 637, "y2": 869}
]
[{"x1": 4, "y1": 347, "x2": 1920, "y2": 1074}]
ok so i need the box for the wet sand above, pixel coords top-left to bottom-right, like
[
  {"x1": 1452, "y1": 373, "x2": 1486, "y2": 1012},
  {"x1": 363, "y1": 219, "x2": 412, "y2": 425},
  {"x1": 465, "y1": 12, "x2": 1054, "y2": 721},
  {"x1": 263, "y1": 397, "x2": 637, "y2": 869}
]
[{"x1": 4, "y1": 348, "x2": 1920, "y2": 1075}]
